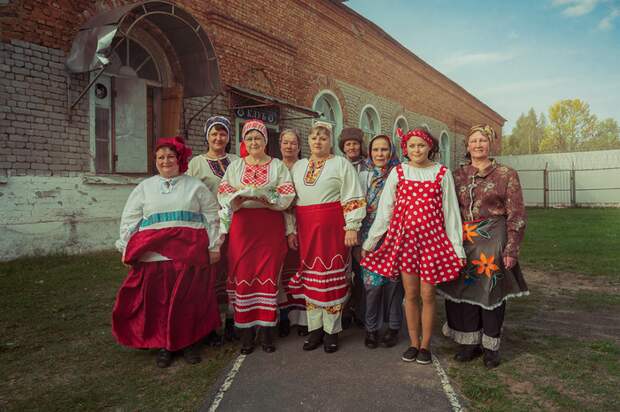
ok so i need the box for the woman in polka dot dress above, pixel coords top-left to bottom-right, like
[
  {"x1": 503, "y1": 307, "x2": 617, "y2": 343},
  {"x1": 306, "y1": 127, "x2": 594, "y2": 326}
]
[{"x1": 361, "y1": 128, "x2": 465, "y2": 364}]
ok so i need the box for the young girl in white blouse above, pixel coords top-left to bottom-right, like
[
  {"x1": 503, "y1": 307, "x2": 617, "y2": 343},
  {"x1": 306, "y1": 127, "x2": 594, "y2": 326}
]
[{"x1": 361, "y1": 128, "x2": 465, "y2": 365}]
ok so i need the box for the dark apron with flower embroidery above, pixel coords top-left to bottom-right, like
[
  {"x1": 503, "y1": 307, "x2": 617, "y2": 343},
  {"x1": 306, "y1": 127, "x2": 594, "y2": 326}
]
[{"x1": 437, "y1": 216, "x2": 529, "y2": 310}]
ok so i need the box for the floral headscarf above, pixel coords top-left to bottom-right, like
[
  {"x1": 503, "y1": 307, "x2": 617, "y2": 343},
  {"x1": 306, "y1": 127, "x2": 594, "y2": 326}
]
[
  {"x1": 361, "y1": 135, "x2": 400, "y2": 240},
  {"x1": 468, "y1": 124, "x2": 496, "y2": 142}
]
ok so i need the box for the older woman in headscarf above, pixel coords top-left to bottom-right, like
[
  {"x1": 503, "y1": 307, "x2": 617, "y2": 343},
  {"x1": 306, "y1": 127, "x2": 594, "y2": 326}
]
[
  {"x1": 113, "y1": 136, "x2": 222, "y2": 368},
  {"x1": 277, "y1": 128, "x2": 308, "y2": 337},
  {"x1": 356, "y1": 134, "x2": 403, "y2": 349},
  {"x1": 217, "y1": 119, "x2": 295, "y2": 354},
  {"x1": 437, "y1": 124, "x2": 528, "y2": 368},
  {"x1": 187, "y1": 115, "x2": 239, "y2": 342},
  {"x1": 288, "y1": 122, "x2": 366, "y2": 353}
]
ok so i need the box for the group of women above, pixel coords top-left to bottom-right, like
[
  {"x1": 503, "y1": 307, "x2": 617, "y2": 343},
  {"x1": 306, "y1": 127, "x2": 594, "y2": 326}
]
[{"x1": 112, "y1": 115, "x2": 527, "y2": 370}]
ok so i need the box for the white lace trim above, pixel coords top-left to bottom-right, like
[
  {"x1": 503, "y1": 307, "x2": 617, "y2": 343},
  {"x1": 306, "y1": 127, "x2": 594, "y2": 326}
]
[{"x1": 436, "y1": 289, "x2": 530, "y2": 310}]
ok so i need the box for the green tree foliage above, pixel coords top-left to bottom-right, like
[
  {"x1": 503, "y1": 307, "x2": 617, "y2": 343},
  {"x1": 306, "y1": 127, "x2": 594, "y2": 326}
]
[
  {"x1": 502, "y1": 108, "x2": 546, "y2": 155},
  {"x1": 505, "y1": 99, "x2": 620, "y2": 154},
  {"x1": 541, "y1": 99, "x2": 597, "y2": 153},
  {"x1": 579, "y1": 118, "x2": 620, "y2": 151}
]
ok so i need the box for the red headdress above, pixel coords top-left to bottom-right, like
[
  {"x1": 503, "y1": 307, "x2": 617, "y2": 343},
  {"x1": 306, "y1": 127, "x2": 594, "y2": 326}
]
[
  {"x1": 155, "y1": 136, "x2": 192, "y2": 173},
  {"x1": 397, "y1": 128, "x2": 434, "y2": 154}
]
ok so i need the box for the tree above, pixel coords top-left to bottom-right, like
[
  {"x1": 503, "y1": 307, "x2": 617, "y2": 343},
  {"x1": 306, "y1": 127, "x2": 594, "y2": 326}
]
[
  {"x1": 502, "y1": 108, "x2": 545, "y2": 155},
  {"x1": 541, "y1": 99, "x2": 597, "y2": 153},
  {"x1": 579, "y1": 118, "x2": 620, "y2": 151}
]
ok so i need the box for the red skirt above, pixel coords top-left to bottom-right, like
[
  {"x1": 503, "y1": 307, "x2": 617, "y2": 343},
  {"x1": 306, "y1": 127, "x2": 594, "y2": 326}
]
[
  {"x1": 288, "y1": 202, "x2": 350, "y2": 306},
  {"x1": 112, "y1": 260, "x2": 220, "y2": 351},
  {"x1": 227, "y1": 208, "x2": 287, "y2": 328}
]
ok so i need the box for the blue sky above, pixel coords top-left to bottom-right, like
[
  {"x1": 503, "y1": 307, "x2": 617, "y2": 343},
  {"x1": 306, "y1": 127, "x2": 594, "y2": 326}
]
[{"x1": 346, "y1": 0, "x2": 620, "y2": 133}]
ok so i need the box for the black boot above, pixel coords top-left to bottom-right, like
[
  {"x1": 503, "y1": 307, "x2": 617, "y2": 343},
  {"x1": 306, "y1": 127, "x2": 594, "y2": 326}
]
[
  {"x1": 240, "y1": 328, "x2": 255, "y2": 355},
  {"x1": 483, "y1": 349, "x2": 500, "y2": 368},
  {"x1": 323, "y1": 332, "x2": 339, "y2": 353},
  {"x1": 156, "y1": 349, "x2": 173, "y2": 368},
  {"x1": 454, "y1": 344, "x2": 483, "y2": 362},
  {"x1": 278, "y1": 318, "x2": 291, "y2": 338},
  {"x1": 259, "y1": 327, "x2": 276, "y2": 353},
  {"x1": 365, "y1": 331, "x2": 379, "y2": 349},
  {"x1": 297, "y1": 325, "x2": 309, "y2": 336},
  {"x1": 302, "y1": 329, "x2": 324, "y2": 351},
  {"x1": 381, "y1": 328, "x2": 399, "y2": 348},
  {"x1": 224, "y1": 318, "x2": 237, "y2": 342},
  {"x1": 183, "y1": 342, "x2": 202, "y2": 364}
]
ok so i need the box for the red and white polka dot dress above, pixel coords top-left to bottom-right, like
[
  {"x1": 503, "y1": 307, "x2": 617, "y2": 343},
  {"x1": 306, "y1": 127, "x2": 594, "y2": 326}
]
[{"x1": 361, "y1": 164, "x2": 463, "y2": 284}]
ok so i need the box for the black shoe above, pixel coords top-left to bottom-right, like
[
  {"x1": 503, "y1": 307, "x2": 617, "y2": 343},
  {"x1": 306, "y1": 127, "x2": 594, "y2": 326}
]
[
  {"x1": 454, "y1": 344, "x2": 483, "y2": 362},
  {"x1": 416, "y1": 348, "x2": 432, "y2": 365},
  {"x1": 224, "y1": 318, "x2": 238, "y2": 342},
  {"x1": 381, "y1": 328, "x2": 399, "y2": 348},
  {"x1": 302, "y1": 329, "x2": 324, "y2": 351},
  {"x1": 204, "y1": 330, "x2": 224, "y2": 347},
  {"x1": 183, "y1": 343, "x2": 202, "y2": 364},
  {"x1": 297, "y1": 325, "x2": 309, "y2": 336},
  {"x1": 401, "y1": 346, "x2": 418, "y2": 362},
  {"x1": 239, "y1": 328, "x2": 255, "y2": 355},
  {"x1": 342, "y1": 315, "x2": 353, "y2": 330},
  {"x1": 156, "y1": 349, "x2": 173, "y2": 368},
  {"x1": 278, "y1": 319, "x2": 291, "y2": 338},
  {"x1": 259, "y1": 327, "x2": 276, "y2": 353},
  {"x1": 483, "y1": 349, "x2": 501, "y2": 368},
  {"x1": 323, "y1": 332, "x2": 339, "y2": 353},
  {"x1": 364, "y1": 331, "x2": 379, "y2": 349}
]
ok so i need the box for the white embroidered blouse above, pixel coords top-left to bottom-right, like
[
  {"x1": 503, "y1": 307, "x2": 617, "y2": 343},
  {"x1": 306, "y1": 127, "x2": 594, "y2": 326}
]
[
  {"x1": 217, "y1": 157, "x2": 295, "y2": 234},
  {"x1": 289, "y1": 155, "x2": 366, "y2": 232},
  {"x1": 362, "y1": 163, "x2": 465, "y2": 258}
]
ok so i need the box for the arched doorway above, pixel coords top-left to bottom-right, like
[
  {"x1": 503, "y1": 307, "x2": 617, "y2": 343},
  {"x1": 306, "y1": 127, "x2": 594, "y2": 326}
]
[{"x1": 67, "y1": 1, "x2": 221, "y2": 174}]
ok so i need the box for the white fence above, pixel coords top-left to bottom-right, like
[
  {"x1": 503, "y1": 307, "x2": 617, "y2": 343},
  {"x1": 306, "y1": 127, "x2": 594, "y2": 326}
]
[{"x1": 495, "y1": 150, "x2": 620, "y2": 207}]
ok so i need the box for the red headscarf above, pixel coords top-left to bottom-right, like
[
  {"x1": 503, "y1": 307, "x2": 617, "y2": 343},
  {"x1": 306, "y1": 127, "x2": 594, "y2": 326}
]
[
  {"x1": 397, "y1": 128, "x2": 434, "y2": 154},
  {"x1": 155, "y1": 136, "x2": 192, "y2": 173}
]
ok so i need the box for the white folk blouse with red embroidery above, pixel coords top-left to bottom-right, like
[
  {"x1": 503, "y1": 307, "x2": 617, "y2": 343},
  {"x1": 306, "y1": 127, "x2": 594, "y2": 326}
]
[
  {"x1": 288, "y1": 155, "x2": 366, "y2": 232},
  {"x1": 217, "y1": 157, "x2": 295, "y2": 234}
]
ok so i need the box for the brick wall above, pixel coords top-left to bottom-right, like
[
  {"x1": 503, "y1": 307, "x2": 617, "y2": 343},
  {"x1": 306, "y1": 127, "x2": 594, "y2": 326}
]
[{"x1": 0, "y1": 40, "x2": 90, "y2": 177}]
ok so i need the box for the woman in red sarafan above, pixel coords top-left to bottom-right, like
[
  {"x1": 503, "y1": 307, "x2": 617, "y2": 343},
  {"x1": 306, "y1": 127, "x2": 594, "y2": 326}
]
[
  {"x1": 361, "y1": 128, "x2": 465, "y2": 365},
  {"x1": 217, "y1": 119, "x2": 295, "y2": 355},
  {"x1": 112, "y1": 136, "x2": 222, "y2": 368}
]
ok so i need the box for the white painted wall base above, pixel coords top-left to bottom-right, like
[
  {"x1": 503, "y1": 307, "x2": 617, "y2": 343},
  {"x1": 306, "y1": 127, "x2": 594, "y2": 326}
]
[{"x1": 0, "y1": 175, "x2": 142, "y2": 261}]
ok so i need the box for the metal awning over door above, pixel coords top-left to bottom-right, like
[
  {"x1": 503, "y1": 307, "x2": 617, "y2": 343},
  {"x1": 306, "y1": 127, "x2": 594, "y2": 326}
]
[{"x1": 65, "y1": 0, "x2": 221, "y2": 98}]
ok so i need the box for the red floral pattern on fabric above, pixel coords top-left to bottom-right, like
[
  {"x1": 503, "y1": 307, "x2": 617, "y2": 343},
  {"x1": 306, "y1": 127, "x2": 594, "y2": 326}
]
[
  {"x1": 218, "y1": 181, "x2": 237, "y2": 194},
  {"x1": 241, "y1": 162, "x2": 270, "y2": 187},
  {"x1": 276, "y1": 182, "x2": 295, "y2": 195}
]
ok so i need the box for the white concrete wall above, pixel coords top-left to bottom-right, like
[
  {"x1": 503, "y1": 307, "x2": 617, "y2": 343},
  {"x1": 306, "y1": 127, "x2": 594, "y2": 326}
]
[{"x1": 0, "y1": 175, "x2": 141, "y2": 261}]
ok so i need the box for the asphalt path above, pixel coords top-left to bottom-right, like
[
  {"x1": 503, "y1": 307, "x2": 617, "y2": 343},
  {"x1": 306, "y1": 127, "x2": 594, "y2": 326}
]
[{"x1": 201, "y1": 324, "x2": 461, "y2": 412}]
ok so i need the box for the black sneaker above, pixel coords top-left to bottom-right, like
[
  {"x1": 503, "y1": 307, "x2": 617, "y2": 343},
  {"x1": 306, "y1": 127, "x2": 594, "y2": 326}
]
[
  {"x1": 401, "y1": 346, "x2": 419, "y2": 362},
  {"x1": 416, "y1": 348, "x2": 432, "y2": 364}
]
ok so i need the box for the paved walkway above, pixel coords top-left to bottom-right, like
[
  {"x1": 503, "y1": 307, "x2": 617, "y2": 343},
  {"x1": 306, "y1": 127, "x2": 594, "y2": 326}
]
[{"x1": 201, "y1": 325, "x2": 462, "y2": 412}]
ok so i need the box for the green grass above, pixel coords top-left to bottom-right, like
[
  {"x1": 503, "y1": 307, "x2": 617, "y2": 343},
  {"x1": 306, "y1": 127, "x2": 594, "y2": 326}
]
[
  {"x1": 0, "y1": 252, "x2": 236, "y2": 411},
  {"x1": 520, "y1": 208, "x2": 620, "y2": 278}
]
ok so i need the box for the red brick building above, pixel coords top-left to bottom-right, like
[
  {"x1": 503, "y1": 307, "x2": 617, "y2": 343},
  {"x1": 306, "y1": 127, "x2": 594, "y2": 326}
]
[{"x1": 0, "y1": 0, "x2": 505, "y2": 260}]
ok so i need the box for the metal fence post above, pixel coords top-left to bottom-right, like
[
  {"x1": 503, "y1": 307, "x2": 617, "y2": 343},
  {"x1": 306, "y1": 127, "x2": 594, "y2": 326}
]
[
  {"x1": 543, "y1": 163, "x2": 549, "y2": 208},
  {"x1": 570, "y1": 162, "x2": 576, "y2": 207}
]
